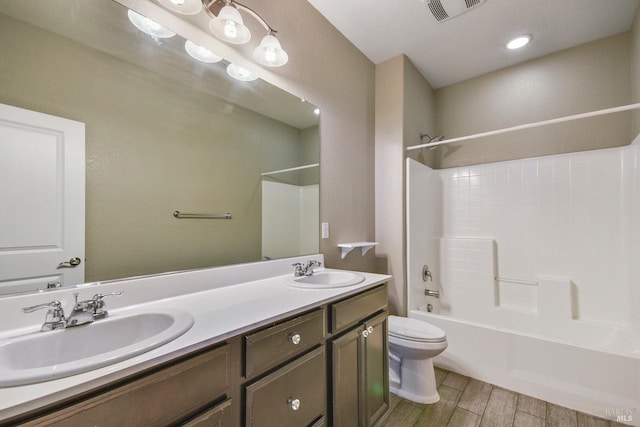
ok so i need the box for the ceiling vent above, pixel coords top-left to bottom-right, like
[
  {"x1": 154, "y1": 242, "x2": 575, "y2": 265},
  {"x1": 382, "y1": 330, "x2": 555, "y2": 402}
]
[{"x1": 423, "y1": 0, "x2": 486, "y2": 22}]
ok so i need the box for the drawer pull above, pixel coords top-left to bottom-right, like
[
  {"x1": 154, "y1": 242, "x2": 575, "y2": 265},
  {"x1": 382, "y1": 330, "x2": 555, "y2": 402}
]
[
  {"x1": 288, "y1": 397, "x2": 301, "y2": 411},
  {"x1": 289, "y1": 333, "x2": 301, "y2": 345},
  {"x1": 361, "y1": 326, "x2": 374, "y2": 338}
]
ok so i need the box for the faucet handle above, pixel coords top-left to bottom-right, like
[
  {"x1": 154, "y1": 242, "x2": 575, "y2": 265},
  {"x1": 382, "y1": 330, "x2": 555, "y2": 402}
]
[
  {"x1": 91, "y1": 291, "x2": 124, "y2": 318},
  {"x1": 292, "y1": 263, "x2": 304, "y2": 276},
  {"x1": 22, "y1": 300, "x2": 63, "y2": 314},
  {"x1": 92, "y1": 291, "x2": 124, "y2": 301},
  {"x1": 303, "y1": 260, "x2": 322, "y2": 276},
  {"x1": 22, "y1": 300, "x2": 66, "y2": 331}
]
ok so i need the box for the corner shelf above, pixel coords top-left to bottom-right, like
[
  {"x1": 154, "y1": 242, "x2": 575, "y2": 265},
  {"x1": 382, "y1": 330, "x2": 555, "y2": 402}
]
[{"x1": 337, "y1": 242, "x2": 379, "y2": 259}]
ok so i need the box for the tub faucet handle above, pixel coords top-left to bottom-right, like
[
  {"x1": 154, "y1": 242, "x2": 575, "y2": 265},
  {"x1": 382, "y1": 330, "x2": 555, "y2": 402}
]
[{"x1": 422, "y1": 265, "x2": 433, "y2": 282}]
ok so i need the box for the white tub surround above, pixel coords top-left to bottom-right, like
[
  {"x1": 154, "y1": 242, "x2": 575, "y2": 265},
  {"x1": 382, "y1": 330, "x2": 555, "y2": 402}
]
[
  {"x1": 0, "y1": 255, "x2": 390, "y2": 421},
  {"x1": 406, "y1": 144, "x2": 640, "y2": 425}
]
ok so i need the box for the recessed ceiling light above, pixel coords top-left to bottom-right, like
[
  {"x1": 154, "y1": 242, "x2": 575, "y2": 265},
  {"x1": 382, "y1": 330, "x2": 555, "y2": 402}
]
[{"x1": 506, "y1": 35, "x2": 532, "y2": 50}]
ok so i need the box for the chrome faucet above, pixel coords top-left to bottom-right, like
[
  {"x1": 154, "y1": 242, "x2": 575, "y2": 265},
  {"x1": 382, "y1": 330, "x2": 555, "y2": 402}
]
[
  {"x1": 424, "y1": 289, "x2": 440, "y2": 298},
  {"x1": 22, "y1": 291, "x2": 123, "y2": 331},
  {"x1": 67, "y1": 291, "x2": 124, "y2": 327},
  {"x1": 21, "y1": 300, "x2": 67, "y2": 331},
  {"x1": 292, "y1": 260, "x2": 322, "y2": 277}
]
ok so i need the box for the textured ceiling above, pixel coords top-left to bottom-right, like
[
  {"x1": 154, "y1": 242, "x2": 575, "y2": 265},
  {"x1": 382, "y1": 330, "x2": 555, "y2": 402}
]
[{"x1": 307, "y1": 0, "x2": 640, "y2": 88}]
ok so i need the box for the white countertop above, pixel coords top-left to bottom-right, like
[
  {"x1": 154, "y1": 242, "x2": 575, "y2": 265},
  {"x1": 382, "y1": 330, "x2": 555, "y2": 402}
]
[{"x1": 0, "y1": 256, "x2": 390, "y2": 422}]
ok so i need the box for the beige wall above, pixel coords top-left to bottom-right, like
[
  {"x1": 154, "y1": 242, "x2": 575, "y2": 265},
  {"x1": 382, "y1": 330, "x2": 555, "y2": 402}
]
[
  {"x1": 632, "y1": 6, "x2": 640, "y2": 137},
  {"x1": 375, "y1": 56, "x2": 436, "y2": 315},
  {"x1": 0, "y1": 14, "x2": 305, "y2": 281},
  {"x1": 435, "y1": 33, "x2": 632, "y2": 168}
]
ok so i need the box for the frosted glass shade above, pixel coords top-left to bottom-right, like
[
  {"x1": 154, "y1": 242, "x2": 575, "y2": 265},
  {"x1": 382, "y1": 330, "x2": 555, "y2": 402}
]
[
  {"x1": 156, "y1": 0, "x2": 202, "y2": 15},
  {"x1": 226, "y1": 63, "x2": 258, "y2": 81},
  {"x1": 209, "y1": 6, "x2": 251, "y2": 44},
  {"x1": 252, "y1": 35, "x2": 288, "y2": 67},
  {"x1": 184, "y1": 40, "x2": 223, "y2": 63},
  {"x1": 127, "y1": 10, "x2": 175, "y2": 38}
]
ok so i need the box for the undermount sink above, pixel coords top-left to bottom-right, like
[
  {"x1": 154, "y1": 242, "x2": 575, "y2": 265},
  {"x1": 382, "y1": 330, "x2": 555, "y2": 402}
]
[
  {"x1": 0, "y1": 309, "x2": 194, "y2": 387},
  {"x1": 285, "y1": 269, "x2": 365, "y2": 289}
]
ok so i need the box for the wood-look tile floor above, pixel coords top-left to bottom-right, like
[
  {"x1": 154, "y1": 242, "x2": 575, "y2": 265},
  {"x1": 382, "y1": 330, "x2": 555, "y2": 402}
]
[{"x1": 378, "y1": 368, "x2": 628, "y2": 427}]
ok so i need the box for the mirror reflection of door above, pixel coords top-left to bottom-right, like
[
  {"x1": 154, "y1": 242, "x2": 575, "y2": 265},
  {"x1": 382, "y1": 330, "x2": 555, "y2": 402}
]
[{"x1": 0, "y1": 103, "x2": 85, "y2": 295}]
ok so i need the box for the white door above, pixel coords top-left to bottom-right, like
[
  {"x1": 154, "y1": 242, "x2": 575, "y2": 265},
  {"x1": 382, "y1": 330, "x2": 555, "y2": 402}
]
[{"x1": 0, "y1": 103, "x2": 85, "y2": 295}]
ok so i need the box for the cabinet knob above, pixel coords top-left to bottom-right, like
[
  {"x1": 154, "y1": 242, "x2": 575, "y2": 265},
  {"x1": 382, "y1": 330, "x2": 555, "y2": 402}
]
[
  {"x1": 367, "y1": 325, "x2": 374, "y2": 334},
  {"x1": 288, "y1": 397, "x2": 301, "y2": 411},
  {"x1": 289, "y1": 333, "x2": 301, "y2": 345},
  {"x1": 361, "y1": 329, "x2": 369, "y2": 338}
]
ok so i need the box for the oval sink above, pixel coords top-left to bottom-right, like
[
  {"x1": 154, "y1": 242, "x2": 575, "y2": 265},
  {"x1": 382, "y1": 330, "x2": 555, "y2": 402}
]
[
  {"x1": 285, "y1": 269, "x2": 365, "y2": 289},
  {"x1": 0, "y1": 309, "x2": 194, "y2": 387}
]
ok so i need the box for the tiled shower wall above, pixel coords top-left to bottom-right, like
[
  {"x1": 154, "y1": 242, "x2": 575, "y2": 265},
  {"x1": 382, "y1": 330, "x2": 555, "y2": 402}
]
[{"x1": 440, "y1": 145, "x2": 639, "y2": 325}]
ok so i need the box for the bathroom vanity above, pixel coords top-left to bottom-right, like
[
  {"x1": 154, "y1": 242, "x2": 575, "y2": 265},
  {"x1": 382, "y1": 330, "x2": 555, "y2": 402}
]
[{"x1": 0, "y1": 256, "x2": 390, "y2": 426}]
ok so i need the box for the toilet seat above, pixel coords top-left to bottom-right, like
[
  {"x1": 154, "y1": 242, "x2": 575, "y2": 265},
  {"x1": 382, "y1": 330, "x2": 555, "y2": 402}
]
[{"x1": 388, "y1": 315, "x2": 446, "y2": 343}]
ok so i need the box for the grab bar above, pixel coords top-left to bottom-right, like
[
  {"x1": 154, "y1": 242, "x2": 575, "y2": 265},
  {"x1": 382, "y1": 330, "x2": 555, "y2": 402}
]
[
  {"x1": 495, "y1": 277, "x2": 537, "y2": 286},
  {"x1": 173, "y1": 211, "x2": 232, "y2": 219}
]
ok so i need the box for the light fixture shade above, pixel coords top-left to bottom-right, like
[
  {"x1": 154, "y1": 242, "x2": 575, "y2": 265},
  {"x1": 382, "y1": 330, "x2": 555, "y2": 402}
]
[
  {"x1": 185, "y1": 40, "x2": 223, "y2": 63},
  {"x1": 127, "y1": 10, "x2": 175, "y2": 38},
  {"x1": 252, "y1": 35, "x2": 288, "y2": 67},
  {"x1": 156, "y1": 0, "x2": 202, "y2": 15},
  {"x1": 209, "y1": 6, "x2": 251, "y2": 45},
  {"x1": 226, "y1": 63, "x2": 258, "y2": 81}
]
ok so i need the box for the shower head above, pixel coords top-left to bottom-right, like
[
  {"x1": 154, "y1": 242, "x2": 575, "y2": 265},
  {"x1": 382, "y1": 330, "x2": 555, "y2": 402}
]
[{"x1": 419, "y1": 133, "x2": 445, "y2": 148}]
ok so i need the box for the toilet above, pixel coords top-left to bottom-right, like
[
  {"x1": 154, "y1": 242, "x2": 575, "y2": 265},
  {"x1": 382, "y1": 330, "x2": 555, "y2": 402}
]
[{"x1": 388, "y1": 315, "x2": 448, "y2": 404}]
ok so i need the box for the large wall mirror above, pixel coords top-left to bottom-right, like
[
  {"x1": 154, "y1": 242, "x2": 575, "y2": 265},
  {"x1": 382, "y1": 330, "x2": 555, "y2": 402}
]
[{"x1": 0, "y1": 0, "x2": 320, "y2": 296}]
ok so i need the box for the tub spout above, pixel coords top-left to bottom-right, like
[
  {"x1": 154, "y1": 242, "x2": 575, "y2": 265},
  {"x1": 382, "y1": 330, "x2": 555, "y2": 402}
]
[{"x1": 425, "y1": 289, "x2": 440, "y2": 298}]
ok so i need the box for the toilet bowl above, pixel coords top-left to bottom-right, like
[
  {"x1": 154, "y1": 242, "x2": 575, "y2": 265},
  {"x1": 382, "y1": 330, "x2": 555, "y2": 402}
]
[{"x1": 388, "y1": 315, "x2": 447, "y2": 404}]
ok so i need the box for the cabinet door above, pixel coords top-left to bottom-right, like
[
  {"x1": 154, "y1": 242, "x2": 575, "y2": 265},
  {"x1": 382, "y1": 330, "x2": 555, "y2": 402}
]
[
  {"x1": 330, "y1": 327, "x2": 364, "y2": 427},
  {"x1": 363, "y1": 313, "x2": 389, "y2": 426}
]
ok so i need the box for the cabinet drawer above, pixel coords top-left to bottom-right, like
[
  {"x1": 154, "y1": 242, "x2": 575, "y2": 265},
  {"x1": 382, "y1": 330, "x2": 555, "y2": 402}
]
[
  {"x1": 245, "y1": 308, "x2": 325, "y2": 377},
  {"x1": 20, "y1": 344, "x2": 230, "y2": 427},
  {"x1": 329, "y1": 285, "x2": 387, "y2": 333},
  {"x1": 245, "y1": 346, "x2": 326, "y2": 427},
  {"x1": 181, "y1": 398, "x2": 233, "y2": 427}
]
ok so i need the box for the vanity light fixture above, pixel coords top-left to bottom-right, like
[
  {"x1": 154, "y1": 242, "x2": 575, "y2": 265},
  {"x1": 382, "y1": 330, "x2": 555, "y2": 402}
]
[
  {"x1": 184, "y1": 40, "x2": 223, "y2": 63},
  {"x1": 506, "y1": 34, "x2": 532, "y2": 50},
  {"x1": 155, "y1": 0, "x2": 289, "y2": 67},
  {"x1": 226, "y1": 63, "x2": 259, "y2": 81},
  {"x1": 127, "y1": 10, "x2": 176, "y2": 38},
  {"x1": 156, "y1": 0, "x2": 202, "y2": 15}
]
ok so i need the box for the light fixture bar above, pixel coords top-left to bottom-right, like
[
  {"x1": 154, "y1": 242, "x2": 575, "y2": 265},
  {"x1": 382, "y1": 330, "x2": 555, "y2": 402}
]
[{"x1": 202, "y1": 0, "x2": 276, "y2": 34}]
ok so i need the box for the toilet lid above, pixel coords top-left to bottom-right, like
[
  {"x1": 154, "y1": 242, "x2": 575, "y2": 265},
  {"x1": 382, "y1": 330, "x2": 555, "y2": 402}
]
[{"x1": 388, "y1": 315, "x2": 446, "y2": 342}]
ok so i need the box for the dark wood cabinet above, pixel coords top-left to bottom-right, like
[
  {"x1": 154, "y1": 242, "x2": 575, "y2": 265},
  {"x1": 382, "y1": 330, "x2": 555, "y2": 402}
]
[
  {"x1": 329, "y1": 287, "x2": 389, "y2": 427},
  {"x1": 18, "y1": 344, "x2": 232, "y2": 427},
  {"x1": 13, "y1": 284, "x2": 388, "y2": 427}
]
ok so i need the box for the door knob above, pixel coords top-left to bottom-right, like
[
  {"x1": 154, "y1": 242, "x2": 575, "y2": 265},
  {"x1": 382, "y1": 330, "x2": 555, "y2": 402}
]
[{"x1": 58, "y1": 257, "x2": 81, "y2": 268}]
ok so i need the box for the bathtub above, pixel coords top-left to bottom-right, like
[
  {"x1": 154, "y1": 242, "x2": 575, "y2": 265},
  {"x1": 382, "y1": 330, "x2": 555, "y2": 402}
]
[{"x1": 410, "y1": 307, "x2": 640, "y2": 426}]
